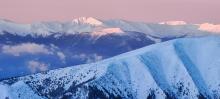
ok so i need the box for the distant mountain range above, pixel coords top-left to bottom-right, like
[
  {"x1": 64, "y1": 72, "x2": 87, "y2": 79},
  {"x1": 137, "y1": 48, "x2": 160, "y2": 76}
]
[
  {"x1": 0, "y1": 17, "x2": 220, "y2": 79},
  {"x1": 1, "y1": 36, "x2": 220, "y2": 99},
  {"x1": 1, "y1": 17, "x2": 220, "y2": 36}
]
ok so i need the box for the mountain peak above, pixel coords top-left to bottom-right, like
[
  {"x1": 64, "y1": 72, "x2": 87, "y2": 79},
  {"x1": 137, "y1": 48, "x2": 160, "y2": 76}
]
[{"x1": 72, "y1": 17, "x2": 103, "y2": 26}]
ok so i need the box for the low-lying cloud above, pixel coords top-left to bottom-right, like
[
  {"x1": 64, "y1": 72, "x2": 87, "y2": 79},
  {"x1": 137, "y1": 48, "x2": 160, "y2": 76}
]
[
  {"x1": 73, "y1": 53, "x2": 103, "y2": 63},
  {"x1": 27, "y1": 60, "x2": 49, "y2": 73},
  {"x1": 57, "y1": 52, "x2": 66, "y2": 62},
  {"x1": 2, "y1": 43, "x2": 52, "y2": 56},
  {"x1": 86, "y1": 54, "x2": 103, "y2": 63}
]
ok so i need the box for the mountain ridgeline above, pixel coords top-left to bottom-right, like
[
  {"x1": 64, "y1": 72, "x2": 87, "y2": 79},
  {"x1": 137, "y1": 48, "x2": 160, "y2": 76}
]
[
  {"x1": 1, "y1": 17, "x2": 209, "y2": 79},
  {"x1": 0, "y1": 36, "x2": 220, "y2": 99}
]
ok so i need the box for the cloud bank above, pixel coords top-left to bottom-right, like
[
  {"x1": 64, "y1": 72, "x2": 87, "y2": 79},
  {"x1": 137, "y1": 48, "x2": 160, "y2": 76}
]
[
  {"x1": 199, "y1": 23, "x2": 220, "y2": 33},
  {"x1": 2, "y1": 43, "x2": 52, "y2": 56}
]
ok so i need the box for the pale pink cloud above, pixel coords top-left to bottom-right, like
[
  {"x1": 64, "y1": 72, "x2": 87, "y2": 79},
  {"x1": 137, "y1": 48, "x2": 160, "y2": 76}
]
[{"x1": 198, "y1": 23, "x2": 220, "y2": 33}]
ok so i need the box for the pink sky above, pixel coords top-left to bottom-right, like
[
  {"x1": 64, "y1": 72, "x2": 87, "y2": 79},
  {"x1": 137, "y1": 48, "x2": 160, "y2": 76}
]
[{"x1": 0, "y1": 0, "x2": 219, "y2": 23}]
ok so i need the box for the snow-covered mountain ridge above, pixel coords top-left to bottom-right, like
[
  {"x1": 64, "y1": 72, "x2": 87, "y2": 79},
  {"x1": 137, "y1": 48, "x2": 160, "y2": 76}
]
[
  {"x1": 0, "y1": 17, "x2": 220, "y2": 37},
  {"x1": 1, "y1": 36, "x2": 220, "y2": 99},
  {"x1": 72, "y1": 17, "x2": 103, "y2": 26}
]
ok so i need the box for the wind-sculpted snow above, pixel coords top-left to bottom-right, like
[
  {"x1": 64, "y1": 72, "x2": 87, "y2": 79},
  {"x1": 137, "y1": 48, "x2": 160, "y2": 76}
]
[{"x1": 0, "y1": 36, "x2": 220, "y2": 99}]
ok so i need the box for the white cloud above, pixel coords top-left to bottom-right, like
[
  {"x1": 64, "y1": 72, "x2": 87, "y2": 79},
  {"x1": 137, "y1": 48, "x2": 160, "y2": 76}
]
[
  {"x1": 50, "y1": 44, "x2": 59, "y2": 51},
  {"x1": 73, "y1": 53, "x2": 103, "y2": 63},
  {"x1": 57, "y1": 52, "x2": 66, "y2": 62},
  {"x1": 86, "y1": 54, "x2": 103, "y2": 63},
  {"x1": 2, "y1": 43, "x2": 52, "y2": 56},
  {"x1": 27, "y1": 60, "x2": 49, "y2": 73},
  {"x1": 72, "y1": 53, "x2": 86, "y2": 59}
]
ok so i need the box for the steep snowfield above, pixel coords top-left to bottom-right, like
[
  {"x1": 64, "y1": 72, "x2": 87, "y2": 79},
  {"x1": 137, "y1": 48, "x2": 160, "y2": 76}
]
[{"x1": 0, "y1": 36, "x2": 220, "y2": 99}]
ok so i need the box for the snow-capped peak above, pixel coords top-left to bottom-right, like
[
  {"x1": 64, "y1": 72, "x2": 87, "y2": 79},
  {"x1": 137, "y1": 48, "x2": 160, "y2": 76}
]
[
  {"x1": 159, "y1": 21, "x2": 187, "y2": 25},
  {"x1": 72, "y1": 17, "x2": 103, "y2": 26},
  {"x1": 198, "y1": 23, "x2": 220, "y2": 33}
]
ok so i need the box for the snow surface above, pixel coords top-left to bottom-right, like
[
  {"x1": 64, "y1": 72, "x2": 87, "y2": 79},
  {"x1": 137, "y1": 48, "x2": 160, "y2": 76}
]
[
  {"x1": 0, "y1": 81, "x2": 44, "y2": 99},
  {"x1": 0, "y1": 84, "x2": 11, "y2": 99},
  {"x1": 0, "y1": 36, "x2": 220, "y2": 98}
]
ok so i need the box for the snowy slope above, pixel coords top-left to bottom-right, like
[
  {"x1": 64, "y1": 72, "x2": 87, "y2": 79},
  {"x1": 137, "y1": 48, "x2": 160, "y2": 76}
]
[{"x1": 0, "y1": 36, "x2": 220, "y2": 99}]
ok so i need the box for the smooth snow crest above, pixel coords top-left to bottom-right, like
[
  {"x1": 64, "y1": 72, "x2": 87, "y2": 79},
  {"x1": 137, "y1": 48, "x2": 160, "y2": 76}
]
[{"x1": 72, "y1": 17, "x2": 103, "y2": 26}]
